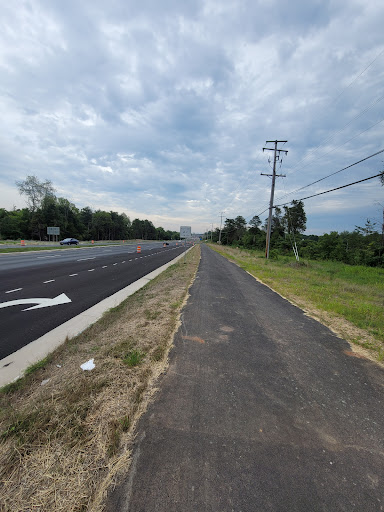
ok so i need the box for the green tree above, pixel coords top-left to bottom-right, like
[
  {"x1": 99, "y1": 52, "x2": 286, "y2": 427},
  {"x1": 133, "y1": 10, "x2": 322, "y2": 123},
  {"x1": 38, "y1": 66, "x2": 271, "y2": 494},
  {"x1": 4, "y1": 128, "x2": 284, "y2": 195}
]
[
  {"x1": 16, "y1": 175, "x2": 56, "y2": 239},
  {"x1": 16, "y1": 175, "x2": 55, "y2": 213},
  {"x1": 283, "y1": 200, "x2": 307, "y2": 235}
]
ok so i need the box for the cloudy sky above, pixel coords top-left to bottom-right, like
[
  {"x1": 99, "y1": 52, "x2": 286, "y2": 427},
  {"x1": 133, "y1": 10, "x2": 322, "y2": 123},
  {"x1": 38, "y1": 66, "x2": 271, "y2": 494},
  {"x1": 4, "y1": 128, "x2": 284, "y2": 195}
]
[{"x1": 1, "y1": 0, "x2": 383, "y2": 235}]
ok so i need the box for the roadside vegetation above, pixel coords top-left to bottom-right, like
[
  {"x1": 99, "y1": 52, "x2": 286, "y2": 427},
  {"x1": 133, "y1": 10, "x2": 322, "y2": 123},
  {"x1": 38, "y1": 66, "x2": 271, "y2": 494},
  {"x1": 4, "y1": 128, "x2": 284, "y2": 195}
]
[
  {"x1": 207, "y1": 199, "x2": 384, "y2": 267},
  {"x1": 0, "y1": 175, "x2": 180, "y2": 242},
  {"x1": 209, "y1": 244, "x2": 384, "y2": 361},
  {"x1": 0, "y1": 245, "x2": 200, "y2": 512}
]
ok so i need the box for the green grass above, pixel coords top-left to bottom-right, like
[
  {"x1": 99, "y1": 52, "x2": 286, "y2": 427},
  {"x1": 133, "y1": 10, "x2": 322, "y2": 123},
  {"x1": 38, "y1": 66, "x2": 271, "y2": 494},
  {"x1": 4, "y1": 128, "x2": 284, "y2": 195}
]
[
  {"x1": 0, "y1": 356, "x2": 52, "y2": 395},
  {"x1": 0, "y1": 245, "x2": 88, "y2": 253},
  {"x1": 123, "y1": 349, "x2": 145, "y2": 367},
  {"x1": 210, "y1": 245, "x2": 384, "y2": 356}
]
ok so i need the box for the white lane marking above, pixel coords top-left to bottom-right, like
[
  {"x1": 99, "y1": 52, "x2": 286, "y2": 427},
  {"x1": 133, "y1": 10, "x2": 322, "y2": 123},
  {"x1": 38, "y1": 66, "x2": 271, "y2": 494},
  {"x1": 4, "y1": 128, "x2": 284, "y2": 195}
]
[
  {"x1": 43, "y1": 280, "x2": 55, "y2": 283},
  {"x1": 88, "y1": 269, "x2": 95, "y2": 272},
  {"x1": 113, "y1": 263, "x2": 118, "y2": 266},
  {"x1": 77, "y1": 257, "x2": 96, "y2": 261},
  {"x1": 128, "y1": 259, "x2": 133, "y2": 262},
  {"x1": 102, "y1": 265, "x2": 108, "y2": 268},
  {"x1": 0, "y1": 293, "x2": 71, "y2": 311},
  {"x1": 69, "y1": 274, "x2": 78, "y2": 277},
  {"x1": 37, "y1": 255, "x2": 61, "y2": 259},
  {"x1": 122, "y1": 261, "x2": 126, "y2": 263},
  {"x1": 5, "y1": 288, "x2": 23, "y2": 294}
]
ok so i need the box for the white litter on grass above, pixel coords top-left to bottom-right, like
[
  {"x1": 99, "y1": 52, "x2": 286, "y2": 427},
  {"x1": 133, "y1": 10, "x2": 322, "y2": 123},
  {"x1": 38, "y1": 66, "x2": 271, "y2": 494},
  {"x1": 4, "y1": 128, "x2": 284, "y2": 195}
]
[
  {"x1": 41, "y1": 379, "x2": 50, "y2": 386},
  {"x1": 81, "y1": 359, "x2": 95, "y2": 371},
  {"x1": 56, "y1": 364, "x2": 62, "y2": 368}
]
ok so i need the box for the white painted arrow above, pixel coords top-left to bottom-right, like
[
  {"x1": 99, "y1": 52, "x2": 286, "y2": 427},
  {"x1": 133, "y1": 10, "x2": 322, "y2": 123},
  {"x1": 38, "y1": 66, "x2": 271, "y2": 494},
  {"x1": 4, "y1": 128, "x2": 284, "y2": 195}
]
[{"x1": 0, "y1": 293, "x2": 72, "y2": 311}]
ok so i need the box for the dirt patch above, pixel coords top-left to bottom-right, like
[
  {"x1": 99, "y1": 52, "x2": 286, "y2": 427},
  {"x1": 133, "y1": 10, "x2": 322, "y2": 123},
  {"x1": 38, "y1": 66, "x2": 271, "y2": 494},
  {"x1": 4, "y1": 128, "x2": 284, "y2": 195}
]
[
  {"x1": 182, "y1": 335, "x2": 205, "y2": 343},
  {"x1": 0, "y1": 246, "x2": 200, "y2": 512}
]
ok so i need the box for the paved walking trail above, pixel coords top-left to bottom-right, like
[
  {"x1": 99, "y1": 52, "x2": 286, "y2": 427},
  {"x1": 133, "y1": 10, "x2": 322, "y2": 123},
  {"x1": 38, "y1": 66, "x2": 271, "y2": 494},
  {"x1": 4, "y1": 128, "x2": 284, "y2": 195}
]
[{"x1": 106, "y1": 245, "x2": 384, "y2": 511}]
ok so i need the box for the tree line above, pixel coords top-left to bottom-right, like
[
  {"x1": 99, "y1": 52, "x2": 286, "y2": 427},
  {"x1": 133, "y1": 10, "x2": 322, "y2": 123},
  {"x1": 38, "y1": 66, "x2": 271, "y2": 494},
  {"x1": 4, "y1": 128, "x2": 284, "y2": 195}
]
[
  {"x1": 207, "y1": 199, "x2": 384, "y2": 267},
  {"x1": 0, "y1": 176, "x2": 180, "y2": 241}
]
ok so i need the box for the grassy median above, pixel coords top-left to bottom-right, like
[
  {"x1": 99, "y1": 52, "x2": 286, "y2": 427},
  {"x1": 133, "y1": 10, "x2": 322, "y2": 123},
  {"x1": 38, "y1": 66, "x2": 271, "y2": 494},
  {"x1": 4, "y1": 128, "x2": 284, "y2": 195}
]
[
  {"x1": 0, "y1": 245, "x2": 200, "y2": 512},
  {"x1": 210, "y1": 244, "x2": 384, "y2": 362}
]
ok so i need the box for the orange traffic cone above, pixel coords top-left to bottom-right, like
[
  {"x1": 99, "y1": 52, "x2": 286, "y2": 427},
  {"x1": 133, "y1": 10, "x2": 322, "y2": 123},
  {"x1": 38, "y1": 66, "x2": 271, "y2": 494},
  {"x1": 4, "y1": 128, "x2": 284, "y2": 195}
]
[{"x1": 137, "y1": 245, "x2": 141, "y2": 253}]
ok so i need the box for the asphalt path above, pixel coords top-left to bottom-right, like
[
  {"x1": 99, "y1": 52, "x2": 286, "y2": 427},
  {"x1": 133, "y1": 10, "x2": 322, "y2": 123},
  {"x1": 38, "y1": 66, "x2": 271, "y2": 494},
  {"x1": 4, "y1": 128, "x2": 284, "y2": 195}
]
[
  {"x1": 0, "y1": 242, "x2": 188, "y2": 360},
  {"x1": 107, "y1": 244, "x2": 384, "y2": 512}
]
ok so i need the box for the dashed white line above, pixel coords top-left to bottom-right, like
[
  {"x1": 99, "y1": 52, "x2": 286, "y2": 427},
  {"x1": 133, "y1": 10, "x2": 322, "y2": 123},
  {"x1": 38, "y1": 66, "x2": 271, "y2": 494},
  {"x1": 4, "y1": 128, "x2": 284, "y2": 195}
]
[
  {"x1": 77, "y1": 257, "x2": 96, "y2": 261},
  {"x1": 43, "y1": 279, "x2": 55, "y2": 283},
  {"x1": 69, "y1": 273, "x2": 78, "y2": 277},
  {"x1": 102, "y1": 265, "x2": 108, "y2": 268},
  {"x1": 88, "y1": 269, "x2": 95, "y2": 272},
  {"x1": 5, "y1": 288, "x2": 22, "y2": 294},
  {"x1": 113, "y1": 263, "x2": 118, "y2": 266}
]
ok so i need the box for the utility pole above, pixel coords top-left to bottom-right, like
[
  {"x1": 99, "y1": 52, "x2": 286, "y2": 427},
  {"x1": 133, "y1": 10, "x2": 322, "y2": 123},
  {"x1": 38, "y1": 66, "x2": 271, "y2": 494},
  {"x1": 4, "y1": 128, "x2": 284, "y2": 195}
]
[
  {"x1": 262, "y1": 140, "x2": 288, "y2": 259},
  {"x1": 218, "y1": 211, "x2": 225, "y2": 243}
]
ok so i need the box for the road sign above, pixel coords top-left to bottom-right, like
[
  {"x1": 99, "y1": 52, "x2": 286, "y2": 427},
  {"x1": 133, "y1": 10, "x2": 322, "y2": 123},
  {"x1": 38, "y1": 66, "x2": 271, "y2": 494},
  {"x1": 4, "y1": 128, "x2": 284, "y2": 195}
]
[
  {"x1": 180, "y1": 226, "x2": 191, "y2": 238},
  {"x1": 47, "y1": 227, "x2": 60, "y2": 235}
]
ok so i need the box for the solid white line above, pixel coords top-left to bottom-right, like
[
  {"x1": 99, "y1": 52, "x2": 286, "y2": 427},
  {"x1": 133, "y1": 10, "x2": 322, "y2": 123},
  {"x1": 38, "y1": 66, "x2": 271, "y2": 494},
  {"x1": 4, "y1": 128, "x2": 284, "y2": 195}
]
[
  {"x1": 77, "y1": 257, "x2": 96, "y2": 261},
  {"x1": 69, "y1": 274, "x2": 78, "y2": 277},
  {"x1": 5, "y1": 288, "x2": 22, "y2": 294},
  {"x1": 43, "y1": 280, "x2": 55, "y2": 283}
]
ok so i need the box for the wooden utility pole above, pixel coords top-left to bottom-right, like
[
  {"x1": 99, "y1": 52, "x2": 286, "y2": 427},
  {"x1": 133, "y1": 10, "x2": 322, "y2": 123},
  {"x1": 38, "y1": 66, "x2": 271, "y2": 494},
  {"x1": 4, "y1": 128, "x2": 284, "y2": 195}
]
[
  {"x1": 218, "y1": 211, "x2": 225, "y2": 243},
  {"x1": 262, "y1": 140, "x2": 288, "y2": 259}
]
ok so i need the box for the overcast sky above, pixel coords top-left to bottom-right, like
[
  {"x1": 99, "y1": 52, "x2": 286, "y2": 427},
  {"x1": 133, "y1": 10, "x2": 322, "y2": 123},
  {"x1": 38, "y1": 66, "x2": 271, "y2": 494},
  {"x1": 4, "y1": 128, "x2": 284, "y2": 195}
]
[{"x1": 1, "y1": 0, "x2": 383, "y2": 235}]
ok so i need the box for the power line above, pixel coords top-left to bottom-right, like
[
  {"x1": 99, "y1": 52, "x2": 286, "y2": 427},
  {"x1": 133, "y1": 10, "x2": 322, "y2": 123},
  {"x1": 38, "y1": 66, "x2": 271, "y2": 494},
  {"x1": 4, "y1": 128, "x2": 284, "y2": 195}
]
[
  {"x1": 285, "y1": 47, "x2": 384, "y2": 176},
  {"x1": 274, "y1": 147, "x2": 384, "y2": 203},
  {"x1": 330, "y1": 48, "x2": 384, "y2": 107},
  {"x1": 275, "y1": 173, "x2": 382, "y2": 207},
  {"x1": 286, "y1": 99, "x2": 384, "y2": 178}
]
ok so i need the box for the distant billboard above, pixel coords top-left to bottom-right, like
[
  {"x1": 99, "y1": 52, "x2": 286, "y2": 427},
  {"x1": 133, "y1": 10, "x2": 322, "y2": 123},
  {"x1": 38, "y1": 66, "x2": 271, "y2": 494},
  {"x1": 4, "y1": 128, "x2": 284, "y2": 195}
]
[
  {"x1": 47, "y1": 227, "x2": 60, "y2": 235},
  {"x1": 180, "y1": 226, "x2": 191, "y2": 238}
]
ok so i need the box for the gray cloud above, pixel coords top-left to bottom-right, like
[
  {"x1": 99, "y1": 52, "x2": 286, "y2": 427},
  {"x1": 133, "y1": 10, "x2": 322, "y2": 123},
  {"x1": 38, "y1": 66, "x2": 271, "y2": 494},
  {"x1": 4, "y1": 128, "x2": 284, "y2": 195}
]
[{"x1": 0, "y1": 0, "x2": 383, "y2": 233}]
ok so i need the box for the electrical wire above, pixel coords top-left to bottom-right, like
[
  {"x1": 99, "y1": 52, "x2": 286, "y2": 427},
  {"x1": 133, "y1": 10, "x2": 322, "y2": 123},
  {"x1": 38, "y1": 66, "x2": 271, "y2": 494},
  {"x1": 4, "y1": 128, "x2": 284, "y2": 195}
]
[
  {"x1": 286, "y1": 99, "x2": 384, "y2": 177},
  {"x1": 274, "y1": 147, "x2": 384, "y2": 203},
  {"x1": 274, "y1": 173, "x2": 382, "y2": 207},
  {"x1": 330, "y1": 48, "x2": 384, "y2": 107},
  {"x1": 285, "y1": 47, "x2": 384, "y2": 176}
]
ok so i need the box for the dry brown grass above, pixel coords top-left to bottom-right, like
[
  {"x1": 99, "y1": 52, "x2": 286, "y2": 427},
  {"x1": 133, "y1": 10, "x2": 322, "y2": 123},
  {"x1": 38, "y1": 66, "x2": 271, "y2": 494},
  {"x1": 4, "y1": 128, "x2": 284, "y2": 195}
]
[{"x1": 0, "y1": 246, "x2": 200, "y2": 511}]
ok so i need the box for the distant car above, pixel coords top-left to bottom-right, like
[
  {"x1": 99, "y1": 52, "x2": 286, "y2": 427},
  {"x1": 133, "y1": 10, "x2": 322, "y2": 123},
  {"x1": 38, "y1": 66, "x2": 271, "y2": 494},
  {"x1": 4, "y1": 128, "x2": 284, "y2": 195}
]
[{"x1": 60, "y1": 238, "x2": 79, "y2": 245}]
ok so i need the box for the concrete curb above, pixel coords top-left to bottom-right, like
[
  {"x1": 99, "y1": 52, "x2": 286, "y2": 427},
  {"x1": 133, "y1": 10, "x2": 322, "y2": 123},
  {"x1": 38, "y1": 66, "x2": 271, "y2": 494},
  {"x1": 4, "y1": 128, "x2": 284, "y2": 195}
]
[{"x1": 0, "y1": 247, "x2": 193, "y2": 386}]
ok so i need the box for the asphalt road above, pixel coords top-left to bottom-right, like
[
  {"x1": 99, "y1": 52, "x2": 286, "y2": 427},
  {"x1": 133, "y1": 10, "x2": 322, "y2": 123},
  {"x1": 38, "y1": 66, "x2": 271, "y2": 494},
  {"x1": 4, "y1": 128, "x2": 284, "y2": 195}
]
[
  {"x1": 107, "y1": 244, "x2": 384, "y2": 512},
  {"x1": 0, "y1": 242, "x2": 187, "y2": 360}
]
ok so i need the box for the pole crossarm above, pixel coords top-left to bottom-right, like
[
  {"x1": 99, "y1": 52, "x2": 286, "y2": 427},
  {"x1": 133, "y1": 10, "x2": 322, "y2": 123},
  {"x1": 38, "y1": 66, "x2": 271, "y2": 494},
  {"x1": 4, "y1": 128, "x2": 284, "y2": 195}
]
[
  {"x1": 263, "y1": 148, "x2": 288, "y2": 154},
  {"x1": 260, "y1": 173, "x2": 286, "y2": 177}
]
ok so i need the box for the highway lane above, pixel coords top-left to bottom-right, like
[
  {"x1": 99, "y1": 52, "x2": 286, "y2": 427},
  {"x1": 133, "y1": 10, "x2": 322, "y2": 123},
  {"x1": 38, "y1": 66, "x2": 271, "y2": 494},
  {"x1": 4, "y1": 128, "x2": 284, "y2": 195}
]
[
  {"x1": 0, "y1": 241, "x2": 182, "y2": 271},
  {"x1": 0, "y1": 242, "x2": 188, "y2": 361}
]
